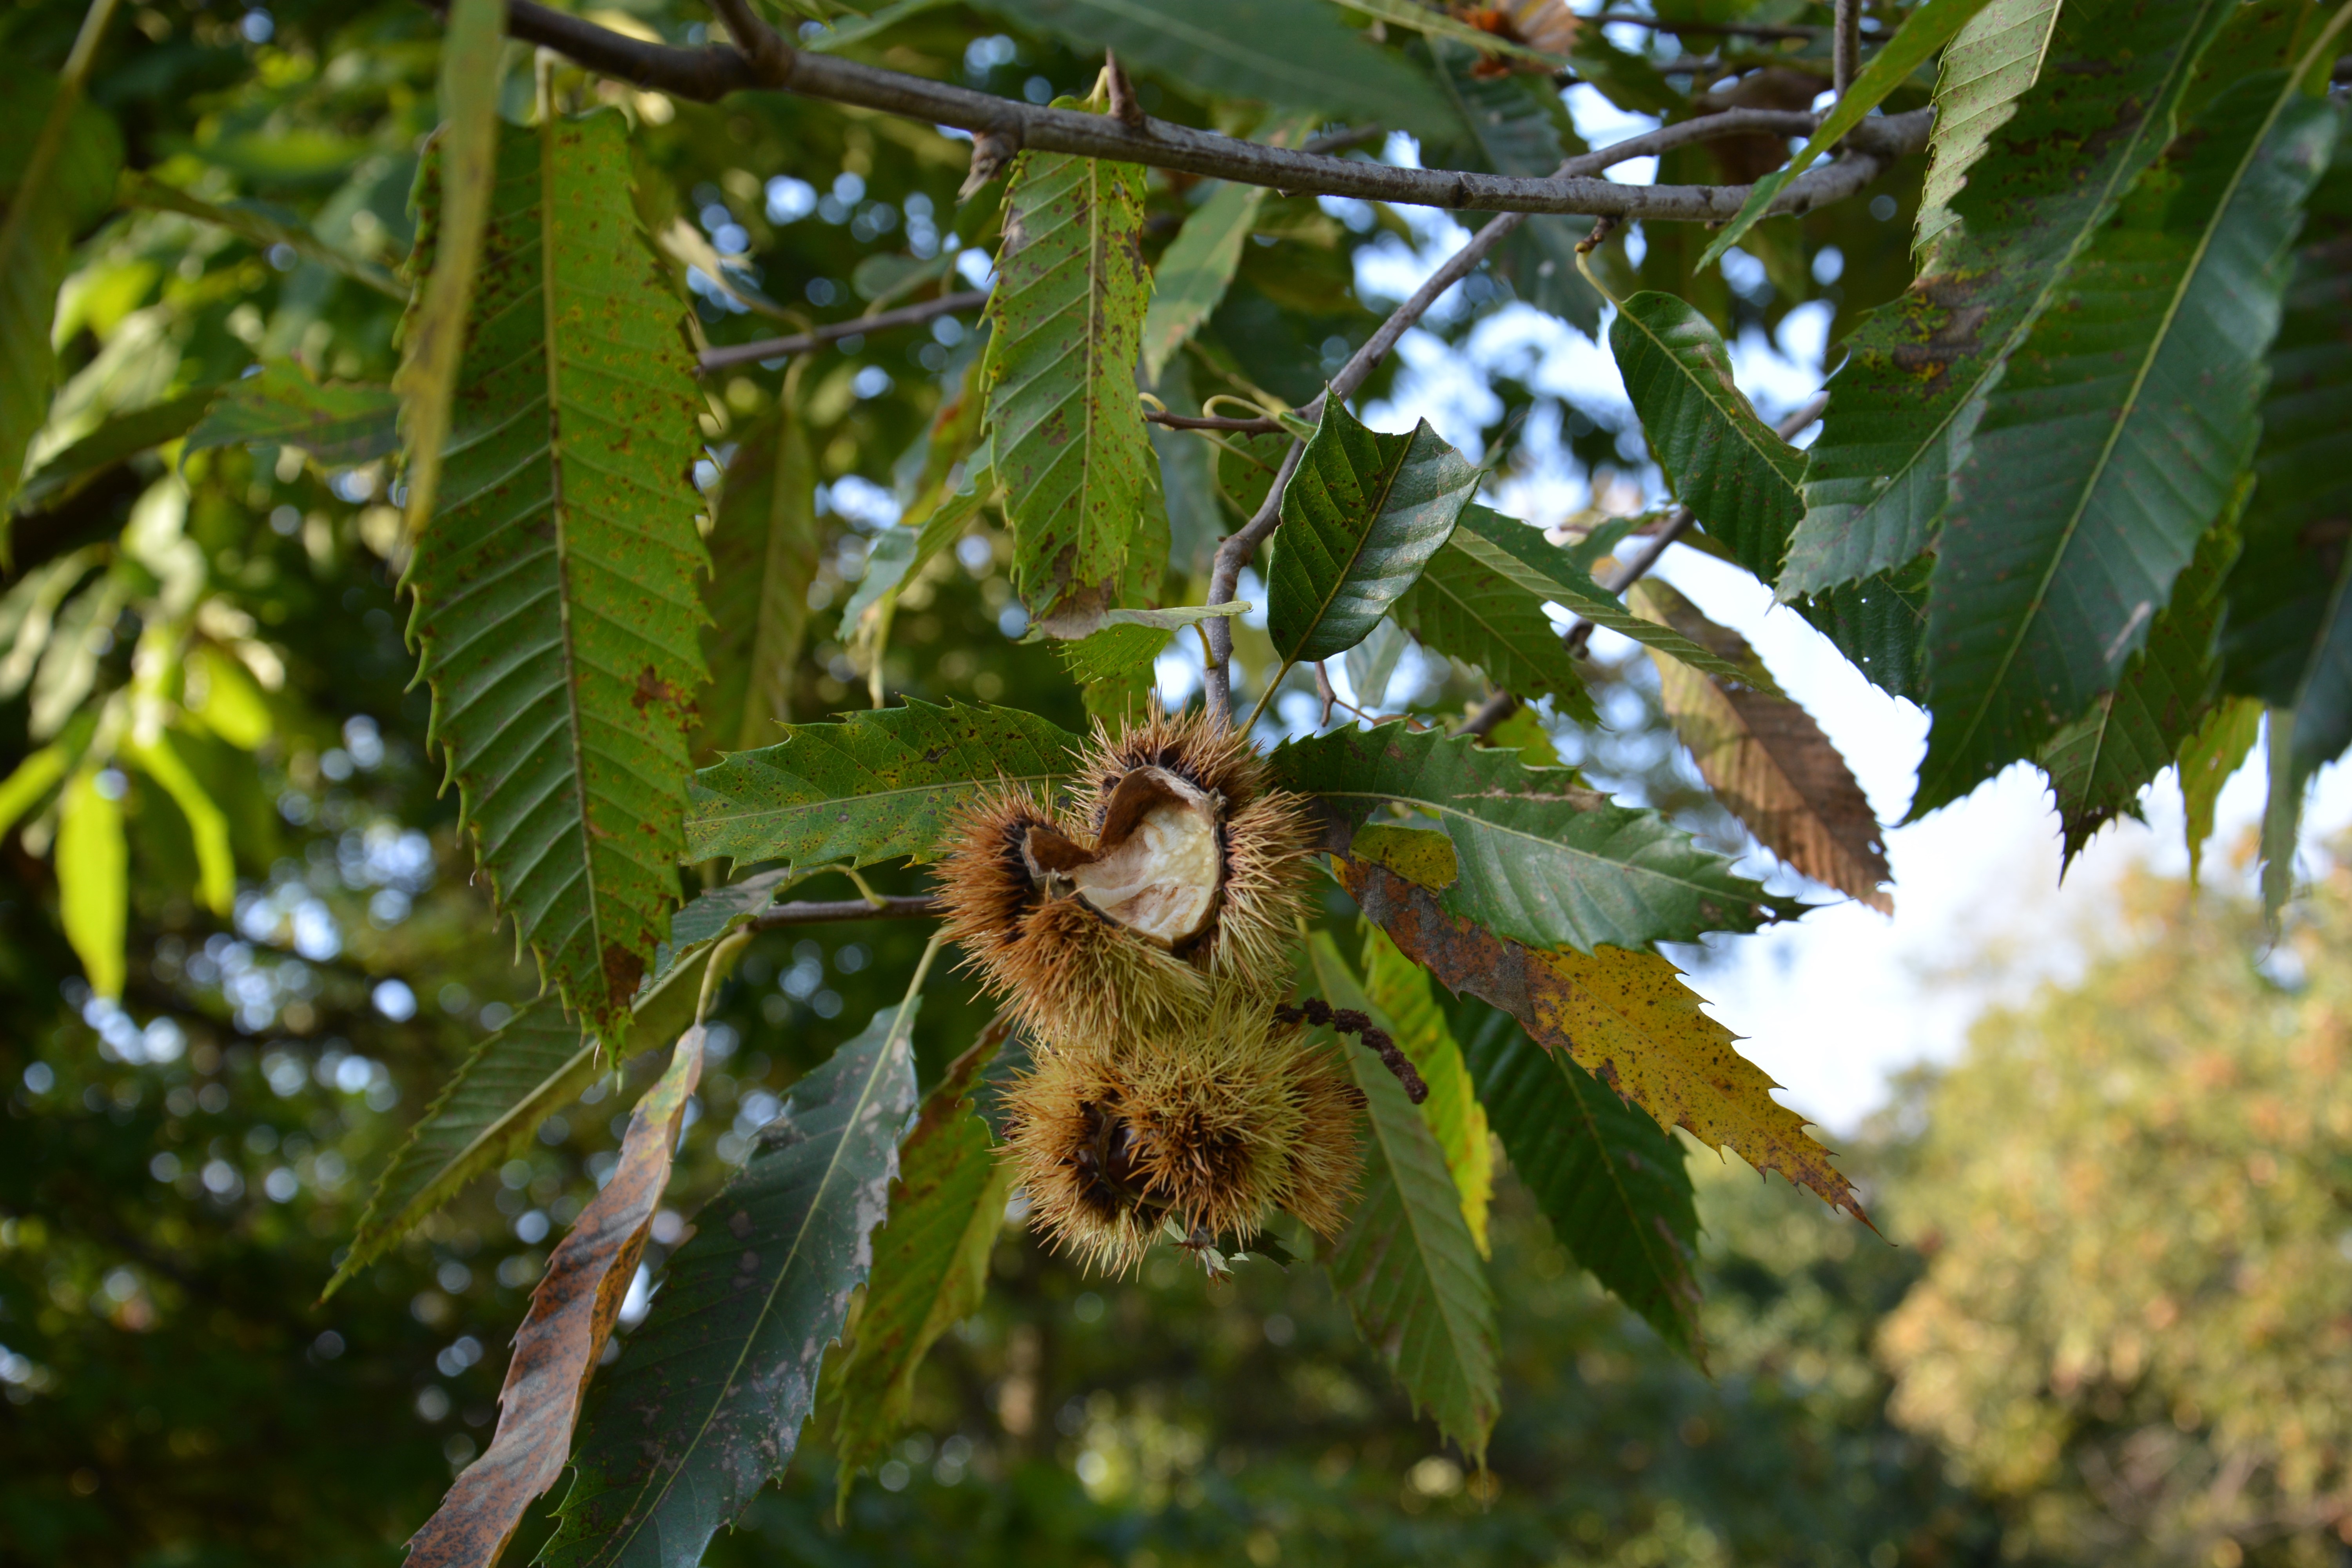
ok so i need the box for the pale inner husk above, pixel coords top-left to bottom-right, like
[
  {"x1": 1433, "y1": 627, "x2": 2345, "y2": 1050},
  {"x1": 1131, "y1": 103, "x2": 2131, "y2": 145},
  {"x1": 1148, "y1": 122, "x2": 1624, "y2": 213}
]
[{"x1": 1066, "y1": 766, "x2": 1222, "y2": 946}]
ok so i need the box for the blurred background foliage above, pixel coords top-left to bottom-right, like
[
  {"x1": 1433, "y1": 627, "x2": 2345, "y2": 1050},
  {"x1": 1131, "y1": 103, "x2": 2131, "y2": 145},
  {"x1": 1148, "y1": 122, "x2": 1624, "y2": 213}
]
[{"x1": 4, "y1": 0, "x2": 2348, "y2": 1561}]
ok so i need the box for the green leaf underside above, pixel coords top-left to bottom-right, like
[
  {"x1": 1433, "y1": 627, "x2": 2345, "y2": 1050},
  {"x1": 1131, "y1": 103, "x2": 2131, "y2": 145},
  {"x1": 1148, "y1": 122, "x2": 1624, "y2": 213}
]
[
  {"x1": 1610, "y1": 292, "x2": 1806, "y2": 582},
  {"x1": 403, "y1": 113, "x2": 709, "y2": 1031},
  {"x1": 2180, "y1": 694, "x2": 2264, "y2": 880},
  {"x1": 1784, "y1": 0, "x2": 2240, "y2": 602},
  {"x1": 1917, "y1": 67, "x2": 2337, "y2": 812},
  {"x1": 2040, "y1": 498, "x2": 2242, "y2": 863},
  {"x1": 1305, "y1": 934, "x2": 1498, "y2": 1466},
  {"x1": 700, "y1": 409, "x2": 818, "y2": 755},
  {"x1": 1269, "y1": 400, "x2": 1480, "y2": 666},
  {"x1": 831, "y1": 1026, "x2": 1012, "y2": 1502},
  {"x1": 1057, "y1": 621, "x2": 1168, "y2": 686},
  {"x1": 1700, "y1": 0, "x2": 2003, "y2": 270},
  {"x1": 1361, "y1": 924, "x2": 1492, "y2": 1253},
  {"x1": 1139, "y1": 180, "x2": 1266, "y2": 385},
  {"x1": 1393, "y1": 544, "x2": 1598, "y2": 724},
  {"x1": 3, "y1": 75, "x2": 123, "y2": 514},
  {"x1": 15, "y1": 388, "x2": 216, "y2": 514},
  {"x1": 182, "y1": 363, "x2": 399, "y2": 467},
  {"x1": 327, "y1": 928, "x2": 726, "y2": 1298},
  {"x1": 982, "y1": 147, "x2": 1154, "y2": 624},
  {"x1": 686, "y1": 700, "x2": 1083, "y2": 867},
  {"x1": 1911, "y1": 0, "x2": 2065, "y2": 265},
  {"x1": 1453, "y1": 999, "x2": 1704, "y2": 1363},
  {"x1": 977, "y1": 0, "x2": 1456, "y2": 134},
  {"x1": 2220, "y1": 123, "x2": 2352, "y2": 789},
  {"x1": 543, "y1": 998, "x2": 920, "y2": 1567},
  {"x1": 1444, "y1": 506, "x2": 1767, "y2": 689},
  {"x1": 1272, "y1": 722, "x2": 1798, "y2": 954},
  {"x1": 1431, "y1": 42, "x2": 1599, "y2": 334}
]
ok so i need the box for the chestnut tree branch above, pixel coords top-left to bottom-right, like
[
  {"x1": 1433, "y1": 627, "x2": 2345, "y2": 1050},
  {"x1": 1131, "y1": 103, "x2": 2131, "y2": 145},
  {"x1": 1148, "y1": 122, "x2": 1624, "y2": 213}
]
[{"x1": 698, "y1": 288, "x2": 991, "y2": 373}]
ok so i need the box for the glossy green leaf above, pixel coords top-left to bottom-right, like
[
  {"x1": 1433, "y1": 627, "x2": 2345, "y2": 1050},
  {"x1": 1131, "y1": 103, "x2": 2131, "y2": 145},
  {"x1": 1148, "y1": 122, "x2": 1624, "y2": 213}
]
[
  {"x1": 2039, "y1": 498, "x2": 2242, "y2": 866},
  {"x1": 1610, "y1": 292, "x2": 1805, "y2": 582},
  {"x1": 2219, "y1": 121, "x2": 2352, "y2": 790},
  {"x1": 1140, "y1": 181, "x2": 1267, "y2": 385},
  {"x1": 1911, "y1": 0, "x2": 2064, "y2": 265},
  {"x1": 1304, "y1": 933, "x2": 1498, "y2": 1466},
  {"x1": 699, "y1": 408, "x2": 819, "y2": 756},
  {"x1": 1784, "y1": 0, "x2": 2239, "y2": 601},
  {"x1": 1269, "y1": 399, "x2": 1481, "y2": 665},
  {"x1": 977, "y1": 0, "x2": 1454, "y2": 134},
  {"x1": 1360, "y1": 923, "x2": 1492, "y2": 1255},
  {"x1": 1917, "y1": 65, "x2": 2339, "y2": 812},
  {"x1": 687, "y1": 700, "x2": 1083, "y2": 867},
  {"x1": 1452, "y1": 996, "x2": 1703, "y2": 1364},
  {"x1": 2, "y1": 65, "x2": 124, "y2": 519},
  {"x1": 392, "y1": 0, "x2": 506, "y2": 532},
  {"x1": 183, "y1": 363, "x2": 399, "y2": 468},
  {"x1": 55, "y1": 765, "x2": 125, "y2": 1000},
  {"x1": 403, "y1": 114, "x2": 710, "y2": 1033},
  {"x1": 325, "y1": 932, "x2": 727, "y2": 1299},
  {"x1": 982, "y1": 144, "x2": 1155, "y2": 626},
  {"x1": 832, "y1": 1024, "x2": 1012, "y2": 1505},
  {"x1": 1270, "y1": 721, "x2": 1800, "y2": 954},
  {"x1": 543, "y1": 995, "x2": 922, "y2": 1568},
  {"x1": 1392, "y1": 542, "x2": 1597, "y2": 724},
  {"x1": 1699, "y1": 0, "x2": 2002, "y2": 270},
  {"x1": 2180, "y1": 694, "x2": 2263, "y2": 882}
]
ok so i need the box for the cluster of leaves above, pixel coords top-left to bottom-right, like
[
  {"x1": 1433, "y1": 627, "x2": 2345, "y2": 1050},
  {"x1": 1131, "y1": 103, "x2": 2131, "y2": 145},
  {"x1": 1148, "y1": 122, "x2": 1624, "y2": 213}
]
[{"x1": 5, "y1": 0, "x2": 2350, "y2": 1560}]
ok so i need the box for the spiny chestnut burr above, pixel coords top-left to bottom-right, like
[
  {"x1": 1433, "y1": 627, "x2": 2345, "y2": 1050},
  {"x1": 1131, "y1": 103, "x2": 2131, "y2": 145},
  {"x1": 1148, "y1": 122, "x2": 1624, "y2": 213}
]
[
  {"x1": 934, "y1": 705, "x2": 1315, "y2": 1041},
  {"x1": 1002, "y1": 998, "x2": 1366, "y2": 1274}
]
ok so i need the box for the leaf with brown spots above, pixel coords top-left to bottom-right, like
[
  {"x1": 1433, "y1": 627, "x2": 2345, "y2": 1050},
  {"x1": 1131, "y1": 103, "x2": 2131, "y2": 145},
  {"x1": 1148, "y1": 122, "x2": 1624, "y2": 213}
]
[
  {"x1": 403, "y1": 1026, "x2": 705, "y2": 1568},
  {"x1": 1339, "y1": 858, "x2": 1867, "y2": 1223},
  {"x1": 1628, "y1": 580, "x2": 1893, "y2": 913}
]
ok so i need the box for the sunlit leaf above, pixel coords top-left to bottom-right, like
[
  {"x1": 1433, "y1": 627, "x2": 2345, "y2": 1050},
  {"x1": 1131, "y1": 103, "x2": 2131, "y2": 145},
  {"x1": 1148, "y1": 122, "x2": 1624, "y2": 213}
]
[
  {"x1": 1141, "y1": 181, "x2": 1267, "y2": 385},
  {"x1": 2179, "y1": 695, "x2": 2263, "y2": 882},
  {"x1": 1360, "y1": 923, "x2": 1492, "y2": 1254},
  {"x1": 55, "y1": 764, "x2": 125, "y2": 999}
]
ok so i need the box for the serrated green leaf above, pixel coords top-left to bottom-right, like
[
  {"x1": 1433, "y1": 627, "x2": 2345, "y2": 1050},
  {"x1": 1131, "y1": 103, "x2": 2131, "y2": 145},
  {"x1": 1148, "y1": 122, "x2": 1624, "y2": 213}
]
[
  {"x1": 983, "y1": 144, "x2": 1154, "y2": 625},
  {"x1": 392, "y1": 0, "x2": 505, "y2": 534},
  {"x1": 2, "y1": 62, "x2": 124, "y2": 521},
  {"x1": 1790, "y1": 563, "x2": 1930, "y2": 703},
  {"x1": 1429, "y1": 40, "x2": 1599, "y2": 334},
  {"x1": 1916, "y1": 61, "x2": 2340, "y2": 813},
  {"x1": 325, "y1": 934, "x2": 723, "y2": 1299},
  {"x1": 183, "y1": 363, "x2": 398, "y2": 468},
  {"x1": 2180, "y1": 694, "x2": 2263, "y2": 882},
  {"x1": 687, "y1": 700, "x2": 1083, "y2": 867},
  {"x1": 56, "y1": 765, "x2": 125, "y2": 1000},
  {"x1": 1392, "y1": 542, "x2": 1597, "y2": 724},
  {"x1": 976, "y1": 0, "x2": 1455, "y2": 134},
  {"x1": 120, "y1": 170, "x2": 405, "y2": 299},
  {"x1": 1610, "y1": 292, "x2": 1805, "y2": 583},
  {"x1": 2039, "y1": 495, "x2": 2243, "y2": 865},
  {"x1": 1268, "y1": 400, "x2": 1482, "y2": 667},
  {"x1": 831, "y1": 1022, "x2": 1012, "y2": 1507},
  {"x1": 1699, "y1": 0, "x2": 2002, "y2": 270},
  {"x1": 699, "y1": 407, "x2": 818, "y2": 756},
  {"x1": 1443, "y1": 506, "x2": 1768, "y2": 689},
  {"x1": 2220, "y1": 120, "x2": 2352, "y2": 789},
  {"x1": 14, "y1": 389, "x2": 217, "y2": 515},
  {"x1": 1783, "y1": 0, "x2": 2239, "y2": 601},
  {"x1": 1141, "y1": 181, "x2": 1267, "y2": 386},
  {"x1": 1452, "y1": 995, "x2": 1703, "y2": 1364},
  {"x1": 1055, "y1": 619, "x2": 1168, "y2": 704},
  {"x1": 541, "y1": 994, "x2": 922, "y2": 1568},
  {"x1": 403, "y1": 113, "x2": 710, "y2": 1032},
  {"x1": 1360, "y1": 923, "x2": 1491, "y2": 1255},
  {"x1": 1271, "y1": 720, "x2": 1800, "y2": 953},
  {"x1": 1303, "y1": 932, "x2": 1497, "y2": 1466},
  {"x1": 1911, "y1": 0, "x2": 2064, "y2": 265},
  {"x1": 126, "y1": 732, "x2": 233, "y2": 915}
]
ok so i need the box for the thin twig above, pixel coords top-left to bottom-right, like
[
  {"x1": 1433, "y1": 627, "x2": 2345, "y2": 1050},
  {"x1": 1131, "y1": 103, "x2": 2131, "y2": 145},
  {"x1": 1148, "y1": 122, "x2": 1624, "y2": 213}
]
[
  {"x1": 751, "y1": 894, "x2": 943, "y2": 927},
  {"x1": 1144, "y1": 408, "x2": 1287, "y2": 435},
  {"x1": 1832, "y1": 0, "x2": 1861, "y2": 98},
  {"x1": 1275, "y1": 999, "x2": 1427, "y2": 1103},
  {"x1": 699, "y1": 288, "x2": 990, "y2": 373},
  {"x1": 418, "y1": 0, "x2": 1931, "y2": 220}
]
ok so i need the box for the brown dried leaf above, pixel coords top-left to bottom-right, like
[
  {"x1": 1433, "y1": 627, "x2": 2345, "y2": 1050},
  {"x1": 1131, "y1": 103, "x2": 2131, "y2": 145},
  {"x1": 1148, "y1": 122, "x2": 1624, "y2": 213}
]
[
  {"x1": 1339, "y1": 859, "x2": 1867, "y2": 1224},
  {"x1": 1629, "y1": 581, "x2": 1893, "y2": 914},
  {"x1": 402, "y1": 1026, "x2": 707, "y2": 1568}
]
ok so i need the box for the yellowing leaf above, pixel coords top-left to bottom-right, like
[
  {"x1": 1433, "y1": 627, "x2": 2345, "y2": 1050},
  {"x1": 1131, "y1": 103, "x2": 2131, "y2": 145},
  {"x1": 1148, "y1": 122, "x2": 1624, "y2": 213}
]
[
  {"x1": 2180, "y1": 695, "x2": 2262, "y2": 882},
  {"x1": 1345, "y1": 821, "x2": 1458, "y2": 891},
  {"x1": 183, "y1": 644, "x2": 272, "y2": 750},
  {"x1": 1361, "y1": 924, "x2": 1492, "y2": 1255},
  {"x1": 56, "y1": 767, "x2": 125, "y2": 999},
  {"x1": 1630, "y1": 581, "x2": 1892, "y2": 914},
  {"x1": 0, "y1": 743, "x2": 67, "y2": 837},
  {"x1": 404, "y1": 1025, "x2": 706, "y2": 1568},
  {"x1": 1341, "y1": 858, "x2": 1866, "y2": 1223}
]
